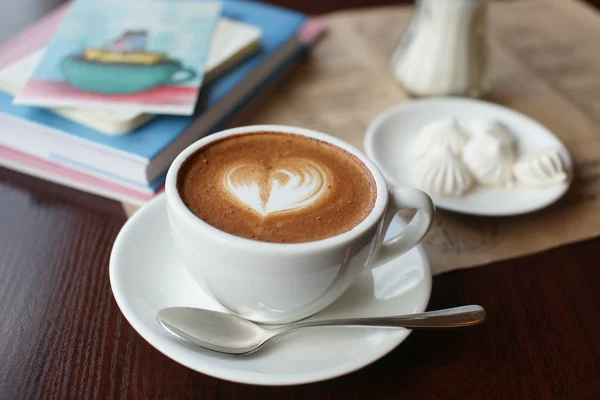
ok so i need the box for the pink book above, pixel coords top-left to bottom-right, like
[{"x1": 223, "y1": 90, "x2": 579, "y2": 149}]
[{"x1": 0, "y1": 145, "x2": 156, "y2": 205}]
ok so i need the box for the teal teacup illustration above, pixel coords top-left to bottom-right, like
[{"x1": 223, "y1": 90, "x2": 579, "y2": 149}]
[{"x1": 62, "y1": 56, "x2": 197, "y2": 94}]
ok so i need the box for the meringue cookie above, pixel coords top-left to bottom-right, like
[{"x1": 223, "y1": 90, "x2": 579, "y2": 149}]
[
  {"x1": 513, "y1": 149, "x2": 568, "y2": 187},
  {"x1": 469, "y1": 119, "x2": 516, "y2": 151},
  {"x1": 415, "y1": 147, "x2": 473, "y2": 197},
  {"x1": 463, "y1": 135, "x2": 515, "y2": 186},
  {"x1": 413, "y1": 118, "x2": 470, "y2": 159}
]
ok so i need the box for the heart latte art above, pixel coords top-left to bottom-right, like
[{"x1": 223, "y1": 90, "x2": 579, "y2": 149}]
[
  {"x1": 177, "y1": 131, "x2": 377, "y2": 243},
  {"x1": 224, "y1": 159, "x2": 329, "y2": 216}
]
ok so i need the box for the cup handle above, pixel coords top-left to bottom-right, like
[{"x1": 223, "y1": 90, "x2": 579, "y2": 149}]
[
  {"x1": 167, "y1": 67, "x2": 197, "y2": 85},
  {"x1": 370, "y1": 187, "x2": 434, "y2": 268}
]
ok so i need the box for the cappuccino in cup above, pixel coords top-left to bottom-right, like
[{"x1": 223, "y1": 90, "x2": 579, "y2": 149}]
[{"x1": 166, "y1": 125, "x2": 434, "y2": 324}]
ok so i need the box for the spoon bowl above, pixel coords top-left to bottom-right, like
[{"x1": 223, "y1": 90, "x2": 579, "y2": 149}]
[
  {"x1": 157, "y1": 305, "x2": 486, "y2": 355},
  {"x1": 158, "y1": 308, "x2": 273, "y2": 355}
]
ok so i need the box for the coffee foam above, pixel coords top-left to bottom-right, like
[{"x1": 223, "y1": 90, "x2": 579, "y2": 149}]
[
  {"x1": 177, "y1": 132, "x2": 376, "y2": 243},
  {"x1": 225, "y1": 158, "x2": 329, "y2": 217}
]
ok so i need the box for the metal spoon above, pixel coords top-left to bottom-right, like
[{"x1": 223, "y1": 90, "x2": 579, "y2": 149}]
[{"x1": 157, "y1": 305, "x2": 486, "y2": 355}]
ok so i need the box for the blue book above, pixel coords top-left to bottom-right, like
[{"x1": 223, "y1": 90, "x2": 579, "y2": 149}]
[{"x1": 0, "y1": 0, "x2": 322, "y2": 191}]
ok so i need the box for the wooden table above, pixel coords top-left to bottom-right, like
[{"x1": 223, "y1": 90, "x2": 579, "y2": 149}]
[{"x1": 1, "y1": 1, "x2": 599, "y2": 399}]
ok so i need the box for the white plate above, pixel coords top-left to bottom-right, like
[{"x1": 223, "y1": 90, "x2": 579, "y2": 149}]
[
  {"x1": 110, "y1": 194, "x2": 432, "y2": 386},
  {"x1": 364, "y1": 98, "x2": 573, "y2": 216}
]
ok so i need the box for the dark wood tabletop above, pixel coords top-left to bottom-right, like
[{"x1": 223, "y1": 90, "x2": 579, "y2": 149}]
[{"x1": 1, "y1": 1, "x2": 599, "y2": 399}]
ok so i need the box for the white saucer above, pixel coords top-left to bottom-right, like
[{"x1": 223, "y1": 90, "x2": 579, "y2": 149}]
[
  {"x1": 110, "y1": 194, "x2": 431, "y2": 386},
  {"x1": 364, "y1": 98, "x2": 573, "y2": 216}
]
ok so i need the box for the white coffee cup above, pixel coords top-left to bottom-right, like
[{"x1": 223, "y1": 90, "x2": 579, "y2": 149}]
[{"x1": 166, "y1": 125, "x2": 434, "y2": 324}]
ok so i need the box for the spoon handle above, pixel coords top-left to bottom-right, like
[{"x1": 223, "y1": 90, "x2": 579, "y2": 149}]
[{"x1": 278, "y1": 305, "x2": 486, "y2": 331}]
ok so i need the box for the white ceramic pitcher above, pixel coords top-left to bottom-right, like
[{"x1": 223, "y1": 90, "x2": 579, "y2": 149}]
[{"x1": 391, "y1": 0, "x2": 489, "y2": 98}]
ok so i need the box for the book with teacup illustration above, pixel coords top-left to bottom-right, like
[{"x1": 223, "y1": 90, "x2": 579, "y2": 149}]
[
  {"x1": 14, "y1": 0, "x2": 221, "y2": 116},
  {"x1": 0, "y1": 18, "x2": 262, "y2": 134}
]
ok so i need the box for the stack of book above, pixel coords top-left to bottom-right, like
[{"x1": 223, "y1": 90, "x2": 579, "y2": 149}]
[{"x1": 0, "y1": 0, "x2": 323, "y2": 205}]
